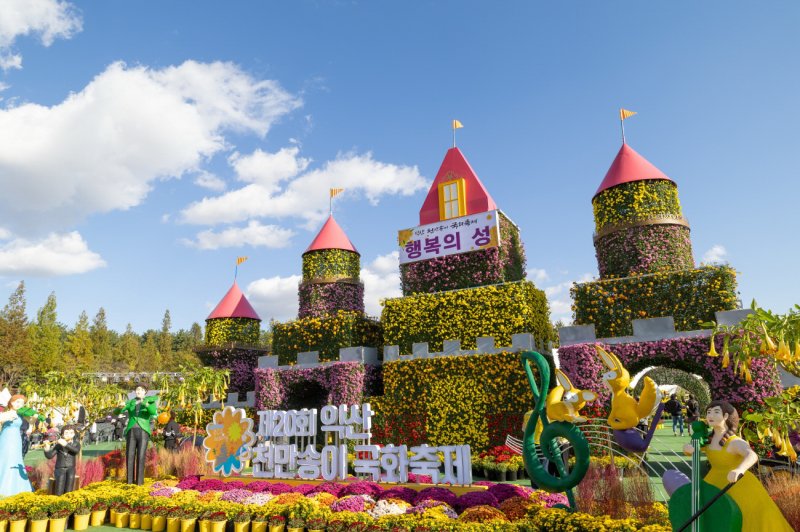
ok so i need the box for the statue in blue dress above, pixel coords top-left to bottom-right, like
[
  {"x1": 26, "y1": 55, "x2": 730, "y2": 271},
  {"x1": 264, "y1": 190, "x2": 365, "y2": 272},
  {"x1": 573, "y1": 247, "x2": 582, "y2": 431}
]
[{"x1": 0, "y1": 394, "x2": 33, "y2": 496}]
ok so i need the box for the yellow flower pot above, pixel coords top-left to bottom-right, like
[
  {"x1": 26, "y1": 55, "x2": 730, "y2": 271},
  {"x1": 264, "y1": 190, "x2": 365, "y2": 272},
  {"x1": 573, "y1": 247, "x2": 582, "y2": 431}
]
[
  {"x1": 250, "y1": 522, "x2": 266, "y2": 532},
  {"x1": 130, "y1": 514, "x2": 141, "y2": 529},
  {"x1": 30, "y1": 520, "x2": 48, "y2": 532},
  {"x1": 8, "y1": 521, "x2": 25, "y2": 532},
  {"x1": 308, "y1": 530, "x2": 325, "y2": 532},
  {"x1": 110, "y1": 510, "x2": 118, "y2": 523},
  {"x1": 233, "y1": 522, "x2": 249, "y2": 532},
  {"x1": 90, "y1": 510, "x2": 107, "y2": 527},
  {"x1": 72, "y1": 514, "x2": 90, "y2": 531},
  {"x1": 268, "y1": 525, "x2": 285, "y2": 532},
  {"x1": 152, "y1": 516, "x2": 166, "y2": 532},
  {"x1": 141, "y1": 515, "x2": 153, "y2": 530},
  {"x1": 166, "y1": 518, "x2": 180, "y2": 532},
  {"x1": 287, "y1": 528, "x2": 303, "y2": 532},
  {"x1": 198, "y1": 521, "x2": 210, "y2": 532},
  {"x1": 0, "y1": 519, "x2": 6, "y2": 532},
  {"x1": 49, "y1": 517, "x2": 68, "y2": 532},
  {"x1": 210, "y1": 522, "x2": 225, "y2": 532},
  {"x1": 180, "y1": 518, "x2": 196, "y2": 532},
  {"x1": 115, "y1": 512, "x2": 130, "y2": 529}
]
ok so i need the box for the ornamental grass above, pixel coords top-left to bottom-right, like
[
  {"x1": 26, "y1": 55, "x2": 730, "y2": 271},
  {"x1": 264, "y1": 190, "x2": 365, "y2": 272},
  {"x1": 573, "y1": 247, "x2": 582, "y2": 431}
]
[{"x1": 765, "y1": 473, "x2": 800, "y2": 530}]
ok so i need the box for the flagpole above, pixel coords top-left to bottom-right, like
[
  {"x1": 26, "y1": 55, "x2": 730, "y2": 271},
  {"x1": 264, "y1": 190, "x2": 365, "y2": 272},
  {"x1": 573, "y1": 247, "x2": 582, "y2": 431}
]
[
  {"x1": 453, "y1": 125, "x2": 456, "y2": 148},
  {"x1": 329, "y1": 193, "x2": 333, "y2": 215},
  {"x1": 234, "y1": 263, "x2": 238, "y2": 281},
  {"x1": 621, "y1": 118, "x2": 626, "y2": 144}
]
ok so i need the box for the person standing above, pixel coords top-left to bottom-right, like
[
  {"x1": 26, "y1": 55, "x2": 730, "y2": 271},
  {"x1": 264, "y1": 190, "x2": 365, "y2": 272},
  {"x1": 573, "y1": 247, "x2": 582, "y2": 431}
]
[
  {"x1": 0, "y1": 394, "x2": 33, "y2": 496},
  {"x1": 685, "y1": 394, "x2": 700, "y2": 435},
  {"x1": 89, "y1": 421, "x2": 97, "y2": 444},
  {"x1": 20, "y1": 416, "x2": 30, "y2": 456},
  {"x1": 665, "y1": 394, "x2": 684, "y2": 436},
  {"x1": 117, "y1": 385, "x2": 158, "y2": 485},
  {"x1": 43, "y1": 425, "x2": 80, "y2": 495},
  {"x1": 162, "y1": 414, "x2": 181, "y2": 451}
]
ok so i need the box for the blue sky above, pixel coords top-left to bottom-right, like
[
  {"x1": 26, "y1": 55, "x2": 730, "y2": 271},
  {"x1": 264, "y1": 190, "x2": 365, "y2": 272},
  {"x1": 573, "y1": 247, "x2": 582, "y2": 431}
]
[{"x1": 0, "y1": 1, "x2": 797, "y2": 333}]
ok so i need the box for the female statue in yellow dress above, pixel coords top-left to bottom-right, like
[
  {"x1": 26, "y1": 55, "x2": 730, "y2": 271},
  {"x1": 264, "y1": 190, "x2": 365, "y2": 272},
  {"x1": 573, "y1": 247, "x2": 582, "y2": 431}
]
[{"x1": 683, "y1": 400, "x2": 792, "y2": 531}]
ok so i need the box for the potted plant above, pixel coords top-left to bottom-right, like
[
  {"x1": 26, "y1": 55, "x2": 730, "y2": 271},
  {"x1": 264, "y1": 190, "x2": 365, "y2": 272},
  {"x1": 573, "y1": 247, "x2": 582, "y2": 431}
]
[
  {"x1": 49, "y1": 501, "x2": 72, "y2": 532},
  {"x1": 267, "y1": 515, "x2": 285, "y2": 532},
  {"x1": 115, "y1": 503, "x2": 131, "y2": 529},
  {"x1": 496, "y1": 461, "x2": 509, "y2": 482},
  {"x1": 286, "y1": 516, "x2": 304, "y2": 532},
  {"x1": 250, "y1": 512, "x2": 267, "y2": 532},
  {"x1": 231, "y1": 511, "x2": 250, "y2": 532},
  {"x1": 0, "y1": 509, "x2": 9, "y2": 532},
  {"x1": 306, "y1": 516, "x2": 327, "y2": 532},
  {"x1": 27, "y1": 505, "x2": 48, "y2": 532},
  {"x1": 151, "y1": 507, "x2": 168, "y2": 532},
  {"x1": 483, "y1": 459, "x2": 497, "y2": 480},
  {"x1": 206, "y1": 512, "x2": 226, "y2": 532},
  {"x1": 140, "y1": 503, "x2": 154, "y2": 531},
  {"x1": 180, "y1": 507, "x2": 199, "y2": 532},
  {"x1": 506, "y1": 458, "x2": 519, "y2": 481},
  {"x1": 166, "y1": 508, "x2": 183, "y2": 532},
  {"x1": 90, "y1": 502, "x2": 108, "y2": 527},
  {"x1": 8, "y1": 508, "x2": 26, "y2": 532},
  {"x1": 71, "y1": 504, "x2": 91, "y2": 532},
  {"x1": 130, "y1": 504, "x2": 144, "y2": 530}
]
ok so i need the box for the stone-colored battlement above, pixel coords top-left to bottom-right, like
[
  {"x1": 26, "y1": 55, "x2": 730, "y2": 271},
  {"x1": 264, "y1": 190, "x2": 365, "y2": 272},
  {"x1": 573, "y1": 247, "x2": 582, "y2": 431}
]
[
  {"x1": 558, "y1": 309, "x2": 753, "y2": 347},
  {"x1": 256, "y1": 333, "x2": 552, "y2": 371},
  {"x1": 201, "y1": 391, "x2": 256, "y2": 410}
]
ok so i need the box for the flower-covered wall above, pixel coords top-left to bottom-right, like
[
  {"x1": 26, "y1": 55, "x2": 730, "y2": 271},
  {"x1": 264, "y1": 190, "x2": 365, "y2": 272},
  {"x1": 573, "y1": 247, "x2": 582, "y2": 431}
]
[
  {"x1": 197, "y1": 346, "x2": 265, "y2": 393},
  {"x1": 271, "y1": 310, "x2": 383, "y2": 365},
  {"x1": 371, "y1": 351, "x2": 553, "y2": 451},
  {"x1": 594, "y1": 224, "x2": 693, "y2": 279},
  {"x1": 205, "y1": 317, "x2": 261, "y2": 346},
  {"x1": 570, "y1": 265, "x2": 738, "y2": 338},
  {"x1": 382, "y1": 281, "x2": 553, "y2": 354},
  {"x1": 558, "y1": 336, "x2": 782, "y2": 412},
  {"x1": 400, "y1": 212, "x2": 526, "y2": 295},
  {"x1": 299, "y1": 248, "x2": 363, "y2": 318}
]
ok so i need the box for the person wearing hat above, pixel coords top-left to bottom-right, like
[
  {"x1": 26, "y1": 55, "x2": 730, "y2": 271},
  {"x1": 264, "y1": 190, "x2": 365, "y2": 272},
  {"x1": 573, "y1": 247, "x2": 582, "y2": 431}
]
[{"x1": 0, "y1": 394, "x2": 33, "y2": 496}]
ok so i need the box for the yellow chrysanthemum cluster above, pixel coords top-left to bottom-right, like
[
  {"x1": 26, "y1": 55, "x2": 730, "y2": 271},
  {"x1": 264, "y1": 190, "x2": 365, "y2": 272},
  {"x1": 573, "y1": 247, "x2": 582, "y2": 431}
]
[
  {"x1": 205, "y1": 317, "x2": 261, "y2": 346},
  {"x1": 592, "y1": 180, "x2": 682, "y2": 234}
]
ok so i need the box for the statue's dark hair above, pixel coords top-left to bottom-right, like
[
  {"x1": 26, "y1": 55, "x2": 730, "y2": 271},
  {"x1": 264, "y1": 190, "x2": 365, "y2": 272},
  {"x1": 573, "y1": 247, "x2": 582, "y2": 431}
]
[{"x1": 707, "y1": 400, "x2": 739, "y2": 446}]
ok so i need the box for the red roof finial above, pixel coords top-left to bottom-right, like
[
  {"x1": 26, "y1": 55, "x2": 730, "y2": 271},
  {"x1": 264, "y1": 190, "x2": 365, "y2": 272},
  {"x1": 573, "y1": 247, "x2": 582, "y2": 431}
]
[
  {"x1": 304, "y1": 215, "x2": 358, "y2": 254},
  {"x1": 207, "y1": 281, "x2": 261, "y2": 320},
  {"x1": 594, "y1": 143, "x2": 673, "y2": 198}
]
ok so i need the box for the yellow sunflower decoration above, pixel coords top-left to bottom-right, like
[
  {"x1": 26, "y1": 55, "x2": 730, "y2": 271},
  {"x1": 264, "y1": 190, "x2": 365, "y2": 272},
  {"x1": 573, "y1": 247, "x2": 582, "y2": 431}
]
[{"x1": 202, "y1": 406, "x2": 256, "y2": 475}]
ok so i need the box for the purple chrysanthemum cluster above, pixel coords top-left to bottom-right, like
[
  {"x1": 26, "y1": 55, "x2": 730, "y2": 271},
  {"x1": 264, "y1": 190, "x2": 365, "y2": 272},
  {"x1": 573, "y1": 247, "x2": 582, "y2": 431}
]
[{"x1": 455, "y1": 491, "x2": 499, "y2": 512}]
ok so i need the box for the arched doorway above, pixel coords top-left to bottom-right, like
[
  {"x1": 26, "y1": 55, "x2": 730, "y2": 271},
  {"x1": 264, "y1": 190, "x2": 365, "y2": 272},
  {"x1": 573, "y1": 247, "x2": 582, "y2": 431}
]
[{"x1": 633, "y1": 366, "x2": 711, "y2": 408}]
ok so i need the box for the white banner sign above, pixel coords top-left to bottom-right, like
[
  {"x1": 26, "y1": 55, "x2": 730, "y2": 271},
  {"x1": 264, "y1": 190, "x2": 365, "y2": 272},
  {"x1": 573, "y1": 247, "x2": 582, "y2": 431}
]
[{"x1": 397, "y1": 210, "x2": 500, "y2": 265}]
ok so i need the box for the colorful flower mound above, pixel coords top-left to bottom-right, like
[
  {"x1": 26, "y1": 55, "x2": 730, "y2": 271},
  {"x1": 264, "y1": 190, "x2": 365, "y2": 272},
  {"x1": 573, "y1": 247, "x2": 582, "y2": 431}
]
[
  {"x1": 271, "y1": 310, "x2": 382, "y2": 364},
  {"x1": 377, "y1": 486, "x2": 417, "y2": 504},
  {"x1": 457, "y1": 504, "x2": 509, "y2": 523},
  {"x1": 592, "y1": 179, "x2": 683, "y2": 233},
  {"x1": 342, "y1": 480, "x2": 383, "y2": 498},
  {"x1": 594, "y1": 223, "x2": 694, "y2": 279},
  {"x1": 486, "y1": 483, "x2": 533, "y2": 503},
  {"x1": 406, "y1": 499, "x2": 458, "y2": 520},
  {"x1": 373, "y1": 350, "x2": 545, "y2": 451},
  {"x1": 381, "y1": 280, "x2": 553, "y2": 355},
  {"x1": 455, "y1": 491, "x2": 499, "y2": 512},
  {"x1": 202, "y1": 406, "x2": 256, "y2": 476},
  {"x1": 367, "y1": 498, "x2": 410, "y2": 518},
  {"x1": 205, "y1": 317, "x2": 260, "y2": 346},
  {"x1": 558, "y1": 337, "x2": 782, "y2": 412},
  {"x1": 571, "y1": 265, "x2": 738, "y2": 338},
  {"x1": 412, "y1": 487, "x2": 458, "y2": 508},
  {"x1": 499, "y1": 496, "x2": 540, "y2": 521},
  {"x1": 400, "y1": 212, "x2": 526, "y2": 295},
  {"x1": 330, "y1": 494, "x2": 372, "y2": 513}
]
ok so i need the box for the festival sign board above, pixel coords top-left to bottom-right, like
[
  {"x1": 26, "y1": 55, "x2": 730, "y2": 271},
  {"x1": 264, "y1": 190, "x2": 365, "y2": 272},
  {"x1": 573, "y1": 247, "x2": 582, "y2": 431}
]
[
  {"x1": 397, "y1": 210, "x2": 500, "y2": 265},
  {"x1": 204, "y1": 403, "x2": 473, "y2": 485}
]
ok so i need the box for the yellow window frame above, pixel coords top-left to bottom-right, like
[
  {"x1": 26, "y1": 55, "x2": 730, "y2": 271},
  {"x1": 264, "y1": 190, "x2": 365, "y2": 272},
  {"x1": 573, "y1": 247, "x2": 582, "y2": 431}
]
[{"x1": 438, "y1": 178, "x2": 466, "y2": 221}]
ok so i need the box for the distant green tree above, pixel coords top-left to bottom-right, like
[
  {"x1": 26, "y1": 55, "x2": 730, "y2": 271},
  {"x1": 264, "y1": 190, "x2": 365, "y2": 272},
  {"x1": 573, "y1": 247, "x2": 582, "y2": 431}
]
[
  {"x1": 158, "y1": 309, "x2": 173, "y2": 366},
  {"x1": 0, "y1": 281, "x2": 32, "y2": 386},
  {"x1": 118, "y1": 324, "x2": 142, "y2": 371},
  {"x1": 29, "y1": 292, "x2": 64, "y2": 372},
  {"x1": 90, "y1": 308, "x2": 112, "y2": 369},
  {"x1": 66, "y1": 311, "x2": 94, "y2": 369}
]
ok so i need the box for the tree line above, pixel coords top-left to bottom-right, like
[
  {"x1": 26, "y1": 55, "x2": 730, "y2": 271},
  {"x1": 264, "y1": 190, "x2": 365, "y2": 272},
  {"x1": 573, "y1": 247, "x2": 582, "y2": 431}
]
[{"x1": 0, "y1": 281, "x2": 211, "y2": 387}]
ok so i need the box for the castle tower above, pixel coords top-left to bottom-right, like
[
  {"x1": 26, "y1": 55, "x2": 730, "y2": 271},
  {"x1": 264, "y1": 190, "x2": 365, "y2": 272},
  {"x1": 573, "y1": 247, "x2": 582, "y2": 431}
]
[
  {"x1": 298, "y1": 215, "x2": 365, "y2": 318},
  {"x1": 205, "y1": 281, "x2": 261, "y2": 346},
  {"x1": 592, "y1": 143, "x2": 694, "y2": 278},
  {"x1": 399, "y1": 147, "x2": 526, "y2": 295}
]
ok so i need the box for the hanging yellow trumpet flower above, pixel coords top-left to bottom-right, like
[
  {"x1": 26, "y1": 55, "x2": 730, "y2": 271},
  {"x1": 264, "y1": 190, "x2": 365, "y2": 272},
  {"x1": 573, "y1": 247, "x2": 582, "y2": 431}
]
[
  {"x1": 788, "y1": 436, "x2": 798, "y2": 463},
  {"x1": 760, "y1": 322, "x2": 778, "y2": 354},
  {"x1": 794, "y1": 339, "x2": 800, "y2": 361},
  {"x1": 777, "y1": 339, "x2": 791, "y2": 362},
  {"x1": 722, "y1": 348, "x2": 730, "y2": 369},
  {"x1": 744, "y1": 366, "x2": 753, "y2": 384},
  {"x1": 708, "y1": 337, "x2": 720, "y2": 357}
]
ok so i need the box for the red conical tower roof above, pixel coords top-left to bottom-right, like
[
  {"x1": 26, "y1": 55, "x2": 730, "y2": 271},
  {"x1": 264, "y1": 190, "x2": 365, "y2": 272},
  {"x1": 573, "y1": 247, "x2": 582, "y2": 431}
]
[
  {"x1": 207, "y1": 281, "x2": 261, "y2": 320},
  {"x1": 594, "y1": 143, "x2": 673, "y2": 198},
  {"x1": 419, "y1": 147, "x2": 497, "y2": 225},
  {"x1": 304, "y1": 215, "x2": 358, "y2": 254}
]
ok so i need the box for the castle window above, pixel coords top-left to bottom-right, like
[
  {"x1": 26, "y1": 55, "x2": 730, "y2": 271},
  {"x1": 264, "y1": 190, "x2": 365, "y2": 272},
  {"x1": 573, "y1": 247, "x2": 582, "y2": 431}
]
[{"x1": 438, "y1": 179, "x2": 466, "y2": 220}]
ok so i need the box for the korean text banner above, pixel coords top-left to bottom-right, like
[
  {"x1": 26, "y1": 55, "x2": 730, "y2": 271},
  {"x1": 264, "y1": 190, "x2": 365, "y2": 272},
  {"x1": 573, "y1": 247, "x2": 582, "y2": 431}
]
[{"x1": 397, "y1": 210, "x2": 500, "y2": 265}]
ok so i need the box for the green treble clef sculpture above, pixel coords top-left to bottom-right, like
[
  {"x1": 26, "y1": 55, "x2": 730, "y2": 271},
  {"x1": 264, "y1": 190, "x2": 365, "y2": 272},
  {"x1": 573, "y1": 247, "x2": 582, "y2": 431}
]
[{"x1": 521, "y1": 350, "x2": 591, "y2": 509}]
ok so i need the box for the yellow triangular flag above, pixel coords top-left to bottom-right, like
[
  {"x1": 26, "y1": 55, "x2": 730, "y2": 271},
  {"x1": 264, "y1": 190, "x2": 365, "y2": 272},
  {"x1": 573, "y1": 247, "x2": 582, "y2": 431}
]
[
  {"x1": 620, "y1": 109, "x2": 637, "y2": 121},
  {"x1": 452, "y1": 119, "x2": 463, "y2": 130},
  {"x1": 330, "y1": 187, "x2": 345, "y2": 199},
  {"x1": 236, "y1": 256, "x2": 248, "y2": 266}
]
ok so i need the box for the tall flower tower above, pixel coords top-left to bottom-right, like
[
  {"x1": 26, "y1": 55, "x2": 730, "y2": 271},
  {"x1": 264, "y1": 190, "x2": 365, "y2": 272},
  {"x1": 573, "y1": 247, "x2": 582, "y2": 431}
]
[
  {"x1": 205, "y1": 281, "x2": 261, "y2": 346},
  {"x1": 299, "y1": 215, "x2": 364, "y2": 318}
]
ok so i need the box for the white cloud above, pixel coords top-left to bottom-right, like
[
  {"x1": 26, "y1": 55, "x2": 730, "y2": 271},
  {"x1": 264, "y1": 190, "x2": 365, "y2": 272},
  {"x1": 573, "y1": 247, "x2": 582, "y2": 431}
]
[
  {"x1": 0, "y1": 60, "x2": 301, "y2": 233},
  {"x1": 183, "y1": 221, "x2": 295, "y2": 250},
  {"x1": 193, "y1": 171, "x2": 226, "y2": 192},
  {"x1": 246, "y1": 275, "x2": 301, "y2": 323},
  {"x1": 0, "y1": 231, "x2": 105, "y2": 276},
  {"x1": 180, "y1": 150, "x2": 427, "y2": 229},
  {"x1": 0, "y1": 228, "x2": 11, "y2": 240},
  {"x1": 0, "y1": 0, "x2": 82, "y2": 70},
  {"x1": 526, "y1": 268, "x2": 549, "y2": 284},
  {"x1": 702, "y1": 244, "x2": 728, "y2": 264},
  {"x1": 541, "y1": 272, "x2": 593, "y2": 325},
  {"x1": 361, "y1": 251, "x2": 401, "y2": 316}
]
